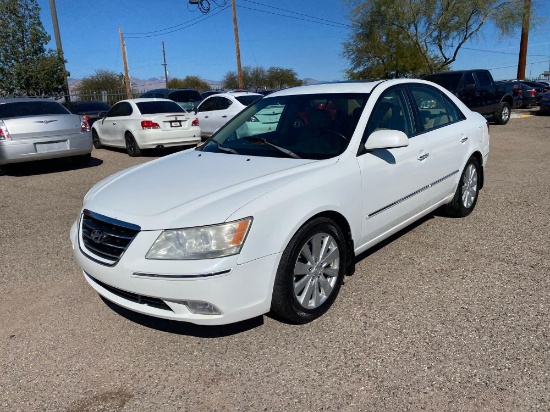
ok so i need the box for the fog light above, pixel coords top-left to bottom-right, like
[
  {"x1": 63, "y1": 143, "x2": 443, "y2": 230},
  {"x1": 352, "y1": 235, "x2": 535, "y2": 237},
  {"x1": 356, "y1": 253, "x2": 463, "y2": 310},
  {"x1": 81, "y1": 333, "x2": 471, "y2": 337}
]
[{"x1": 185, "y1": 300, "x2": 221, "y2": 315}]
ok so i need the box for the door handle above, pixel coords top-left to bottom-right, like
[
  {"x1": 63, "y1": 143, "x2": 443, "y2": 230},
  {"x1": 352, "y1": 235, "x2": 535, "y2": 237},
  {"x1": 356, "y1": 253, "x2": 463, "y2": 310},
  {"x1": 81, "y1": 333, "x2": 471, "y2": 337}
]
[
  {"x1": 460, "y1": 137, "x2": 468, "y2": 143},
  {"x1": 417, "y1": 153, "x2": 429, "y2": 161},
  {"x1": 204, "y1": 116, "x2": 209, "y2": 118},
  {"x1": 222, "y1": 115, "x2": 227, "y2": 118},
  {"x1": 112, "y1": 122, "x2": 116, "y2": 125}
]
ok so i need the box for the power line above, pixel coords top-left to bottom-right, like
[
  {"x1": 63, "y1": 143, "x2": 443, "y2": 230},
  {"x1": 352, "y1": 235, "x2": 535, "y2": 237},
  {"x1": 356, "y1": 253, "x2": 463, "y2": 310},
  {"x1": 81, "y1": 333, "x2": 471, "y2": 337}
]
[
  {"x1": 461, "y1": 46, "x2": 548, "y2": 57},
  {"x1": 241, "y1": 0, "x2": 350, "y2": 28},
  {"x1": 238, "y1": 5, "x2": 350, "y2": 29},
  {"x1": 125, "y1": 6, "x2": 230, "y2": 38}
]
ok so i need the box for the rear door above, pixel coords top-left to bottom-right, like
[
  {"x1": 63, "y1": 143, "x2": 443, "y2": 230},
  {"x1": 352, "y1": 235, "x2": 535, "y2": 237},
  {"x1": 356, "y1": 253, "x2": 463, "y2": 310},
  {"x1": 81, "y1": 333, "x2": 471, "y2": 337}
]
[{"x1": 407, "y1": 84, "x2": 470, "y2": 204}]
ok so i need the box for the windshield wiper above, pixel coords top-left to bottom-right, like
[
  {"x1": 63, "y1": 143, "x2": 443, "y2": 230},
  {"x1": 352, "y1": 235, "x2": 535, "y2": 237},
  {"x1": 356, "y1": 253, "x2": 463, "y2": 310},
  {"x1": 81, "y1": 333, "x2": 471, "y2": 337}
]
[
  {"x1": 244, "y1": 136, "x2": 301, "y2": 159},
  {"x1": 210, "y1": 140, "x2": 241, "y2": 155}
]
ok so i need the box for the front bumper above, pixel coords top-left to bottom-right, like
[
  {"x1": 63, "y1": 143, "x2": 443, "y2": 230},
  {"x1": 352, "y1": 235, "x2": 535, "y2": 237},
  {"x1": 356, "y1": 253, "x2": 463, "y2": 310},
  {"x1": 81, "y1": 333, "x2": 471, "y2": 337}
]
[{"x1": 70, "y1": 220, "x2": 280, "y2": 325}]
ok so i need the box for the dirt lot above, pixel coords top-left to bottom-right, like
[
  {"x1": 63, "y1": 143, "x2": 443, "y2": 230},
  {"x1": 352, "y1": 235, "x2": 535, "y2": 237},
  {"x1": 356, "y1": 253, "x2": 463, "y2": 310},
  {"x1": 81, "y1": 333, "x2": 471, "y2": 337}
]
[{"x1": 0, "y1": 114, "x2": 548, "y2": 411}]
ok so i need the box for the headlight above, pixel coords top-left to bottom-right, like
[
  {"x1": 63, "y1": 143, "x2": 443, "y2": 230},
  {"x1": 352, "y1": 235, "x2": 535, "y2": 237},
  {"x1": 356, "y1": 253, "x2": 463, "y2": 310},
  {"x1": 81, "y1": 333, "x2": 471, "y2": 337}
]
[{"x1": 146, "y1": 218, "x2": 252, "y2": 260}]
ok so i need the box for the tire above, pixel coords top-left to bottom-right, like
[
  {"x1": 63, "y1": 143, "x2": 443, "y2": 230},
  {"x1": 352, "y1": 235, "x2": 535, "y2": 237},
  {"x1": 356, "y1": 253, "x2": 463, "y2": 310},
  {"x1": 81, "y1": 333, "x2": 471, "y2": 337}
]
[
  {"x1": 92, "y1": 129, "x2": 102, "y2": 149},
  {"x1": 125, "y1": 133, "x2": 141, "y2": 157},
  {"x1": 271, "y1": 217, "x2": 346, "y2": 324},
  {"x1": 0, "y1": 165, "x2": 6, "y2": 176},
  {"x1": 71, "y1": 153, "x2": 92, "y2": 167},
  {"x1": 444, "y1": 157, "x2": 480, "y2": 217},
  {"x1": 494, "y1": 102, "x2": 511, "y2": 125}
]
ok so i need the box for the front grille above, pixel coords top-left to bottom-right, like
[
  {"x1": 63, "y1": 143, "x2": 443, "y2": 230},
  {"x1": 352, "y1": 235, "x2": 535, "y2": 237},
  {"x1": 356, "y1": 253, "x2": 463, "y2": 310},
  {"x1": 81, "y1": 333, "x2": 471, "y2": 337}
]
[
  {"x1": 80, "y1": 210, "x2": 140, "y2": 265},
  {"x1": 87, "y1": 274, "x2": 173, "y2": 312}
]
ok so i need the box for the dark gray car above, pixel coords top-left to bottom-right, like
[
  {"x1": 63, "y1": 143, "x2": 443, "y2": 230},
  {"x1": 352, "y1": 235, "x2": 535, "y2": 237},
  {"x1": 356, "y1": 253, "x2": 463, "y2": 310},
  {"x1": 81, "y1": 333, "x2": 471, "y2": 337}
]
[
  {"x1": 139, "y1": 88, "x2": 203, "y2": 112},
  {"x1": 0, "y1": 98, "x2": 92, "y2": 175}
]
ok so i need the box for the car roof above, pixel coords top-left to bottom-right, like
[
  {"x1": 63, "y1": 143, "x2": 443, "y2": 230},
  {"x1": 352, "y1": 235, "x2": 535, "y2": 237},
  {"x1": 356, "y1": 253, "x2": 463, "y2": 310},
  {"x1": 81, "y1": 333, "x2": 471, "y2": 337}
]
[
  {"x1": 269, "y1": 80, "x2": 385, "y2": 96},
  {"x1": 0, "y1": 98, "x2": 61, "y2": 103},
  {"x1": 117, "y1": 98, "x2": 178, "y2": 103},
  {"x1": 211, "y1": 92, "x2": 263, "y2": 98}
]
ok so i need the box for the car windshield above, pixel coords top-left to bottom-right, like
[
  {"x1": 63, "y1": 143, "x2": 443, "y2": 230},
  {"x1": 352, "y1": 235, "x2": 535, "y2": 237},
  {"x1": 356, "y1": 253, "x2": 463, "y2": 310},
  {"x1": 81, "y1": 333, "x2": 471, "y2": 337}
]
[
  {"x1": 198, "y1": 93, "x2": 369, "y2": 160},
  {"x1": 235, "y1": 95, "x2": 262, "y2": 106},
  {"x1": 0, "y1": 101, "x2": 70, "y2": 118},
  {"x1": 137, "y1": 101, "x2": 185, "y2": 114},
  {"x1": 71, "y1": 102, "x2": 110, "y2": 112},
  {"x1": 425, "y1": 73, "x2": 463, "y2": 91},
  {"x1": 168, "y1": 90, "x2": 203, "y2": 103}
]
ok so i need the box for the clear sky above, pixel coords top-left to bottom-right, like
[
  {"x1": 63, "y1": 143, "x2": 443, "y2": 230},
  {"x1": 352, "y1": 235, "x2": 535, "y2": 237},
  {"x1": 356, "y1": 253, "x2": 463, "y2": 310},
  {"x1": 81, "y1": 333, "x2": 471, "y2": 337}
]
[{"x1": 37, "y1": 0, "x2": 550, "y2": 84}]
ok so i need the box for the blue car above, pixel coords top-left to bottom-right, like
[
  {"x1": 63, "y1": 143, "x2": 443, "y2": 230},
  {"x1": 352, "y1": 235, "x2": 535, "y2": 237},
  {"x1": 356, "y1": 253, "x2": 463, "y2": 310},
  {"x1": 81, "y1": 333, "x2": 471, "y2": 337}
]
[{"x1": 540, "y1": 92, "x2": 550, "y2": 114}]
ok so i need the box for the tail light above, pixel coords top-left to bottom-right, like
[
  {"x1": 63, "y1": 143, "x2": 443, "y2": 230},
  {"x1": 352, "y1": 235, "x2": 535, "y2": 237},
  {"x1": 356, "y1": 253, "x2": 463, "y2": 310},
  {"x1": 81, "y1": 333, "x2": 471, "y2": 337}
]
[
  {"x1": 81, "y1": 117, "x2": 90, "y2": 132},
  {"x1": 141, "y1": 120, "x2": 160, "y2": 129},
  {"x1": 527, "y1": 89, "x2": 536, "y2": 96},
  {"x1": 191, "y1": 118, "x2": 199, "y2": 127},
  {"x1": 0, "y1": 120, "x2": 11, "y2": 140}
]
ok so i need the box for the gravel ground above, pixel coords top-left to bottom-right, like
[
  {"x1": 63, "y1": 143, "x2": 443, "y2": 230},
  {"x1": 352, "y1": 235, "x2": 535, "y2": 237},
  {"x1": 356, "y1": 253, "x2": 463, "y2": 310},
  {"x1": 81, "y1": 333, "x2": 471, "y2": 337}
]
[{"x1": 0, "y1": 114, "x2": 548, "y2": 411}]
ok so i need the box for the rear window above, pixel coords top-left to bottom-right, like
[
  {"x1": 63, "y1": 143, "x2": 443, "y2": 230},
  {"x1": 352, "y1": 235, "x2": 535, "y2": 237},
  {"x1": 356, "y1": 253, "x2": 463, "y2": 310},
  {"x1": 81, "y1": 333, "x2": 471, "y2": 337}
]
[
  {"x1": 236, "y1": 95, "x2": 262, "y2": 106},
  {"x1": 424, "y1": 73, "x2": 463, "y2": 92},
  {"x1": 70, "y1": 102, "x2": 110, "y2": 112},
  {"x1": 136, "y1": 101, "x2": 185, "y2": 114},
  {"x1": 168, "y1": 90, "x2": 203, "y2": 102},
  {"x1": 0, "y1": 101, "x2": 70, "y2": 119}
]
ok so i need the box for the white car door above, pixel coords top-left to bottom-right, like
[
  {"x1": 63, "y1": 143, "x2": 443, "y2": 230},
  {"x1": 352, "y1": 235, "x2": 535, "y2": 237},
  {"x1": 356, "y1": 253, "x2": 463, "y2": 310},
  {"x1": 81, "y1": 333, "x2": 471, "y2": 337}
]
[
  {"x1": 97, "y1": 102, "x2": 132, "y2": 147},
  {"x1": 406, "y1": 84, "x2": 472, "y2": 204},
  {"x1": 195, "y1": 97, "x2": 217, "y2": 137},
  {"x1": 209, "y1": 96, "x2": 234, "y2": 133},
  {"x1": 357, "y1": 87, "x2": 435, "y2": 245}
]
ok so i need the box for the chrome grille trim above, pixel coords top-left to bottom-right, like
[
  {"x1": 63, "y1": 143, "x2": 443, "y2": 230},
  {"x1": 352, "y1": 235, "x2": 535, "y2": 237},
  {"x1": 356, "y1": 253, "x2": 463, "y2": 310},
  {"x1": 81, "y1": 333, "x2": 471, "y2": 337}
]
[{"x1": 79, "y1": 209, "x2": 141, "y2": 266}]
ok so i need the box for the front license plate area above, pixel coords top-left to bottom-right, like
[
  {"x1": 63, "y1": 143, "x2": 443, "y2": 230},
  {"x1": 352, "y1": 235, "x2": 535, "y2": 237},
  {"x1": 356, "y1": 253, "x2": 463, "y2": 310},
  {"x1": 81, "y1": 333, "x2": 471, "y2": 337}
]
[
  {"x1": 170, "y1": 121, "x2": 182, "y2": 127},
  {"x1": 35, "y1": 141, "x2": 68, "y2": 153}
]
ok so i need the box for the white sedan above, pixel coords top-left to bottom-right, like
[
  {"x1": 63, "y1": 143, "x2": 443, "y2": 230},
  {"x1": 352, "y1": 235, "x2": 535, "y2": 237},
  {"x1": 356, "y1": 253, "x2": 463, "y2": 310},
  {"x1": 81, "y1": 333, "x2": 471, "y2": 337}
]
[
  {"x1": 70, "y1": 79, "x2": 489, "y2": 325},
  {"x1": 194, "y1": 91, "x2": 262, "y2": 138},
  {"x1": 91, "y1": 98, "x2": 201, "y2": 156}
]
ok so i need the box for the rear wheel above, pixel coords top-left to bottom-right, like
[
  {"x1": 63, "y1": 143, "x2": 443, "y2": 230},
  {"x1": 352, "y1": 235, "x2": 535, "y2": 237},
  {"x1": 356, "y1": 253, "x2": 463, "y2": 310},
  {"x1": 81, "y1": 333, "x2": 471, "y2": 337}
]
[
  {"x1": 92, "y1": 129, "x2": 102, "y2": 149},
  {"x1": 444, "y1": 157, "x2": 480, "y2": 217},
  {"x1": 271, "y1": 217, "x2": 346, "y2": 324},
  {"x1": 125, "y1": 133, "x2": 141, "y2": 157},
  {"x1": 494, "y1": 102, "x2": 511, "y2": 125}
]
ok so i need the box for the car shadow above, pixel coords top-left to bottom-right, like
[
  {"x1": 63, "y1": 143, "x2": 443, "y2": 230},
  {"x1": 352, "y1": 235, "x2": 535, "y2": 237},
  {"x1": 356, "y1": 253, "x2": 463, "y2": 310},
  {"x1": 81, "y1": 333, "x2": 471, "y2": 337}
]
[
  {"x1": 2, "y1": 156, "x2": 103, "y2": 177},
  {"x1": 99, "y1": 144, "x2": 198, "y2": 158},
  {"x1": 100, "y1": 296, "x2": 264, "y2": 337}
]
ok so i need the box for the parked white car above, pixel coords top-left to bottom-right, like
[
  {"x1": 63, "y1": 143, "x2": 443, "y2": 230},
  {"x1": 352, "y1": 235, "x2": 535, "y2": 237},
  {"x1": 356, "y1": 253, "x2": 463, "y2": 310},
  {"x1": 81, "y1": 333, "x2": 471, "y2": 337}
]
[
  {"x1": 71, "y1": 80, "x2": 489, "y2": 325},
  {"x1": 91, "y1": 98, "x2": 201, "y2": 156},
  {"x1": 194, "y1": 92, "x2": 262, "y2": 138}
]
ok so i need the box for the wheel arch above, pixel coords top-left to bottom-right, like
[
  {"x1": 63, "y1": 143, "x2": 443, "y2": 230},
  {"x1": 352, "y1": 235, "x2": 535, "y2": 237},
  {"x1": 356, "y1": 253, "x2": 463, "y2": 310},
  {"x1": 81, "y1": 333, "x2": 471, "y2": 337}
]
[
  {"x1": 302, "y1": 210, "x2": 356, "y2": 276},
  {"x1": 470, "y1": 150, "x2": 484, "y2": 190},
  {"x1": 501, "y1": 94, "x2": 514, "y2": 107}
]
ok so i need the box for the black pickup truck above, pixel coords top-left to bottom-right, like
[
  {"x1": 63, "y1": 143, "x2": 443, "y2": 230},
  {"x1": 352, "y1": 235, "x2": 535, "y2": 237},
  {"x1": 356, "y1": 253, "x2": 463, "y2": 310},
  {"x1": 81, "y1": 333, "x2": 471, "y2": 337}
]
[{"x1": 424, "y1": 69, "x2": 514, "y2": 125}]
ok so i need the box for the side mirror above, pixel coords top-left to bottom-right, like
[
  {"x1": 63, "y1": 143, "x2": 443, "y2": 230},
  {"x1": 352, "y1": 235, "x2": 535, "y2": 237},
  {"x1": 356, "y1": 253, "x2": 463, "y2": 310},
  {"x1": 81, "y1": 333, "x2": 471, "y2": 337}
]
[{"x1": 364, "y1": 129, "x2": 409, "y2": 151}]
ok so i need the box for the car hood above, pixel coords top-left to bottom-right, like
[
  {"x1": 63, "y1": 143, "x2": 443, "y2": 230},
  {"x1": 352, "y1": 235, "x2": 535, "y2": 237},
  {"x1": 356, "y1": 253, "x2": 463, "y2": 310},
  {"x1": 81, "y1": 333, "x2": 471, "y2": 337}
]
[{"x1": 83, "y1": 150, "x2": 334, "y2": 230}]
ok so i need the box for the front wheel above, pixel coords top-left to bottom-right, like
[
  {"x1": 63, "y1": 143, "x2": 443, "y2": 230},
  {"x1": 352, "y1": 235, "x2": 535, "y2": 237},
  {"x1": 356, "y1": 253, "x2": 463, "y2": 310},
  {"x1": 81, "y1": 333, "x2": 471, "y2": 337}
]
[
  {"x1": 494, "y1": 102, "x2": 511, "y2": 125},
  {"x1": 444, "y1": 157, "x2": 480, "y2": 217},
  {"x1": 271, "y1": 217, "x2": 346, "y2": 324},
  {"x1": 125, "y1": 133, "x2": 141, "y2": 157}
]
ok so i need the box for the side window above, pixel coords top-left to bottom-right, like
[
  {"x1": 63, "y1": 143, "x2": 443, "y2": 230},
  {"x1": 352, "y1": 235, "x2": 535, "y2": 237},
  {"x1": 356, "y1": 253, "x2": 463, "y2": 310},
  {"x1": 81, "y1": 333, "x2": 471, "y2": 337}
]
[
  {"x1": 364, "y1": 88, "x2": 414, "y2": 139},
  {"x1": 440, "y1": 93, "x2": 465, "y2": 123},
  {"x1": 461, "y1": 73, "x2": 476, "y2": 90},
  {"x1": 198, "y1": 97, "x2": 216, "y2": 112},
  {"x1": 475, "y1": 71, "x2": 492, "y2": 88},
  {"x1": 119, "y1": 102, "x2": 133, "y2": 116},
  {"x1": 216, "y1": 97, "x2": 232, "y2": 110},
  {"x1": 107, "y1": 103, "x2": 124, "y2": 117},
  {"x1": 409, "y1": 85, "x2": 460, "y2": 131}
]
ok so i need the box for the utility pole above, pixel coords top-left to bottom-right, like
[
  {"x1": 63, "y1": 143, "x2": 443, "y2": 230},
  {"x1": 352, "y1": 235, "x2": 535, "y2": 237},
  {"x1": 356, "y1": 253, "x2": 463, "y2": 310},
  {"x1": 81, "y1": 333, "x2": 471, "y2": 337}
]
[
  {"x1": 48, "y1": 0, "x2": 70, "y2": 101},
  {"x1": 230, "y1": 0, "x2": 244, "y2": 88},
  {"x1": 119, "y1": 28, "x2": 132, "y2": 99},
  {"x1": 162, "y1": 41, "x2": 169, "y2": 88},
  {"x1": 517, "y1": 0, "x2": 531, "y2": 80}
]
